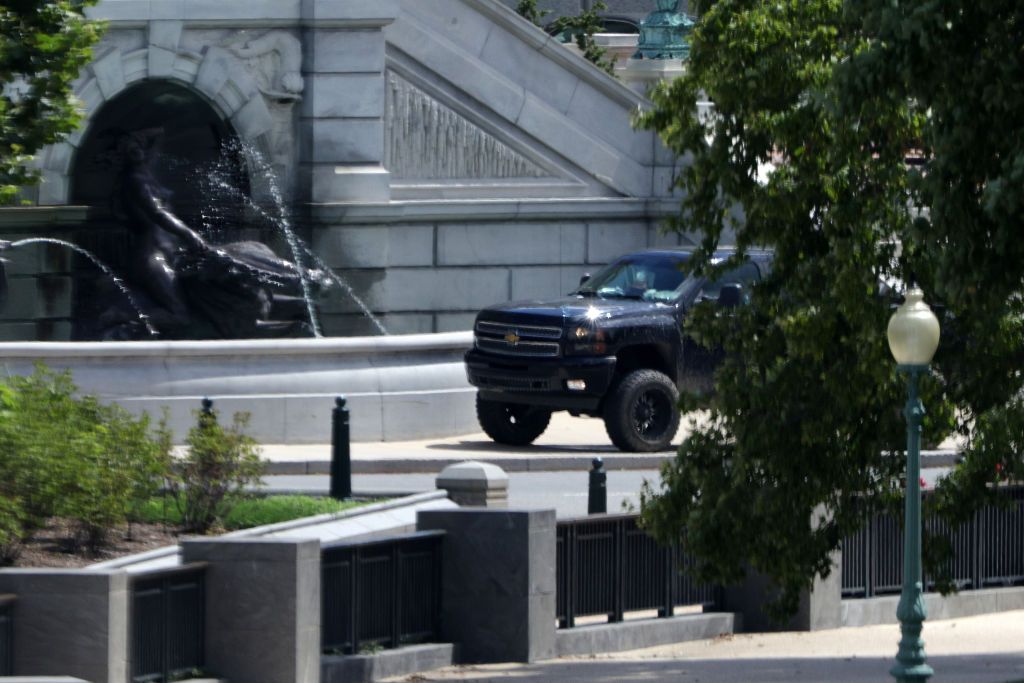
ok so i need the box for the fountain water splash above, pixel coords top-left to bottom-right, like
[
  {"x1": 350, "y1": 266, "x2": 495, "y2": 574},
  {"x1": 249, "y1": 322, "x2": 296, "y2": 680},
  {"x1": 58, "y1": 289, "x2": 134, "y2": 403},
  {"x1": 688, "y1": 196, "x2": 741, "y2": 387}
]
[
  {"x1": 209, "y1": 180, "x2": 388, "y2": 335},
  {"x1": 2, "y1": 237, "x2": 159, "y2": 337},
  {"x1": 198, "y1": 146, "x2": 388, "y2": 335},
  {"x1": 296, "y1": 246, "x2": 388, "y2": 335},
  {"x1": 231, "y1": 142, "x2": 322, "y2": 337}
]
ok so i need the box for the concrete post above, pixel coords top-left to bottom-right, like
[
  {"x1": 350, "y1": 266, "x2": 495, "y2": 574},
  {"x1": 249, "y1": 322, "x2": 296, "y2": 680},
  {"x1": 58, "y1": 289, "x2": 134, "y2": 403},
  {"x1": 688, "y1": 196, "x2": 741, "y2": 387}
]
[
  {"x1": 722, "y1": 552, "x2": 842, "y2": 632},
  {"x1": 435, "y1": 461, "x2": 509, "y2": 508},
  {"x1": 299, "y1": 0, "x2": 398, "y2": 202},
  {"x1": 417, "y1": 508, "x2": 556, "y2": 663},
  {"x1": 0, "y1": 569, "x2": 129, "y2": 683},
  {"x1": 181, "y1": 538, "x2": 320, "y2": 683}
]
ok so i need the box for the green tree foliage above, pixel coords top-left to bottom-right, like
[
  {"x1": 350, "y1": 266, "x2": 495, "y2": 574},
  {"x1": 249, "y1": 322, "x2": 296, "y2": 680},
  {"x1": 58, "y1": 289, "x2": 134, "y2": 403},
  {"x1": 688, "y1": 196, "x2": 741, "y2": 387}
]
[
  {"x1": 515, "y1": 0, "x2": 615, "y2": 75},
  {"x1": 637, "y1": 0, "x2": 1022, "y2": 616},
  {"x1": 167, "y1": 406, "x2": 264, "y2": 534},
  {"x1": 0, "y1": 0, "x2": 103, "y2": 204},
  {"x1": 840, "y1": 0, "x2": 1024, "y2": 539},
  {"x1": 515, "y1": 0, "x2": 550, "y2": 27},
  {"x1": 550, "y1": 1, "x2": 615, "y2": 75},
  {"x1": 0, "y1": 366, "x2": 168, "y2": 559}
]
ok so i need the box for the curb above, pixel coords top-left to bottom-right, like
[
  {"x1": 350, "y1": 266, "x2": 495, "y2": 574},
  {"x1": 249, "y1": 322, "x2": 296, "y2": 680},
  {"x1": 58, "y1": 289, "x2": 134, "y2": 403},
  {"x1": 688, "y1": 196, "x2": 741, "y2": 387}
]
[
  {"x1": 263, "y1": 449, "x2": 960, "y2": 476},
  {"x1": 265, "y1": 453, "x2": 675, "y2": 475}
]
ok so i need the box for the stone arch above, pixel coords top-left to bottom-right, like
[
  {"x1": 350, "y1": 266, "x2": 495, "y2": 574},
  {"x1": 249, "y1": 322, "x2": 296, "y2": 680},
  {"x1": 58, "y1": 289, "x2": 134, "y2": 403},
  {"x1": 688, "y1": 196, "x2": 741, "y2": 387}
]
[
  {"x1": 38, "y1": 36, "x2": 276, "y2": 206},
  {"x1": 69, "y1": 80, "x2": 250, "y2": 218}
]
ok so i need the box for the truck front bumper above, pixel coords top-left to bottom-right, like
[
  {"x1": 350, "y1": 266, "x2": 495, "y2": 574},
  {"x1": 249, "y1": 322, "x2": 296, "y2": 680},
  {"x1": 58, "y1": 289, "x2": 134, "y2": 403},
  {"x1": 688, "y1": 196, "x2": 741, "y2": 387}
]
[{"x1": 464, "y1": 349, "x2": 616, "y2": 411}]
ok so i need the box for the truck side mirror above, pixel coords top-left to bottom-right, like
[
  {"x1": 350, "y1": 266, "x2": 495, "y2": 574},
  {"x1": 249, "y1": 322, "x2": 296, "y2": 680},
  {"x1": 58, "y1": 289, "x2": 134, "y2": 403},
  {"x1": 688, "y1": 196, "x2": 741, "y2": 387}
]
[
  {"x1": 718, "y1": 283, "x2": 742, "y2": 308},
  {"x1": 579, "y1": 273, "x2": 591, "y2": 286}
]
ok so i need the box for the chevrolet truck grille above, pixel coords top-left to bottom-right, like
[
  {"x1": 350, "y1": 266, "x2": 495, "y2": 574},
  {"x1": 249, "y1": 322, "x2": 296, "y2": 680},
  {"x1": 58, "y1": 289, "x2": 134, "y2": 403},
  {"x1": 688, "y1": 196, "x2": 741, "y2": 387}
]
[{"x1": 474, "y1": 321, "x2": 561, "y2": 357}]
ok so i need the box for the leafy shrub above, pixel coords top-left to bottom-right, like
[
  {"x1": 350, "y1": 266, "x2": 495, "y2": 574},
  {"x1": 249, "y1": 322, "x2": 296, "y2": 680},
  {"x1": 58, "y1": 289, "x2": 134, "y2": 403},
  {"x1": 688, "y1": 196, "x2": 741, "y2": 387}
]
[
  {"x1": 0, "y1": 365, "x2": 169, "y2": 558},
  {"x1": 0, "y1": 496, "x2": 27, "y2": 565},
  {"x1": 167, "y1": 406, "x2": 264, "y2": 533}
]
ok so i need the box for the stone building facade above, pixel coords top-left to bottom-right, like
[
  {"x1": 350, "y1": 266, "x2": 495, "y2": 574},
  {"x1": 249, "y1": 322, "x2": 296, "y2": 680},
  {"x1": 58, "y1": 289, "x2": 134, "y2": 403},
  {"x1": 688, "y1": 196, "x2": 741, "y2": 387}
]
[{"x1": 0, "y1": 0, "x2": 691, "y2": 340}]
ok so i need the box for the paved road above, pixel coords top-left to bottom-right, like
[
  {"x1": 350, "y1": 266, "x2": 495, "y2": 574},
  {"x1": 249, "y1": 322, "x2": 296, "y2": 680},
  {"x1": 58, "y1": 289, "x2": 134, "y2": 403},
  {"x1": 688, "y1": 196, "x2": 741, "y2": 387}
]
[
  {"x1": 381, "y1": 610, "x2": 1024, "y2": 683},
  {"x1": 262, "y1": 469, "x2": 662, "y2": 518},
  {"x1": 259, "y1": 410, "x2": 951, "y2": 515},
  {"x1": 383, "y1": 654, "x2": 1024, "y2": 682}
]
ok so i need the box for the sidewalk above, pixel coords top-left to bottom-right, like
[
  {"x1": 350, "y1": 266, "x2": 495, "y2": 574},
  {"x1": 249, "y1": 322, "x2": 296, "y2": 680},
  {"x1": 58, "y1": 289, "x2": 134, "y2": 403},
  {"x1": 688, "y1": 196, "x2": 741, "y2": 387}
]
[
  {"x1": 386, "y1": 610, "x2": 1024, "y2": 682},
  {"x1": 257, "y1": 411, "x2": 960, "y2": 476},
  {"x1": 258, "y1": 412, "x2": 679, "y2": 475}
]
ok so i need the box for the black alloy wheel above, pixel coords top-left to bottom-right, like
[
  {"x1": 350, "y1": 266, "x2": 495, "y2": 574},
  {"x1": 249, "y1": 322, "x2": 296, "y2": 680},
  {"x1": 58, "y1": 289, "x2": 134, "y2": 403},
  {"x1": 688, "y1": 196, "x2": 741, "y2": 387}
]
[
  {"x1": 476, "y1": 394, "x2": 552, "y2": 446},
  {"x1": 603, "y1": 369, "x2": 680, "y2": 452}
]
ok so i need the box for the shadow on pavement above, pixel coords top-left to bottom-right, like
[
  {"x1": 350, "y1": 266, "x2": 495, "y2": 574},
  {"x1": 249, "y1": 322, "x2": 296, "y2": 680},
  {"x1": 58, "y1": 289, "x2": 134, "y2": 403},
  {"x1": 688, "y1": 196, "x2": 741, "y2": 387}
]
[
  {"x1": 408, "y1": 654, "x2": 1024, "y2": 683},
  {"x1": 424, "y1": 440, "x2": 619, "y2": 454}
]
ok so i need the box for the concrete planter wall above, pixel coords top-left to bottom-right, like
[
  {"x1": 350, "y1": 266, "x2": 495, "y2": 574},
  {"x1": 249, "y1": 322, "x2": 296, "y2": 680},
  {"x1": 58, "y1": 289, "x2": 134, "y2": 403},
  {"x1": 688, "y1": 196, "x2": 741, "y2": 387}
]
[
  {"x1": 0, "y1": 332, "x2": 475, "y2": 443},
  {"x1": 3, "y1": 506, "x2": 1023, "y2": 683}
]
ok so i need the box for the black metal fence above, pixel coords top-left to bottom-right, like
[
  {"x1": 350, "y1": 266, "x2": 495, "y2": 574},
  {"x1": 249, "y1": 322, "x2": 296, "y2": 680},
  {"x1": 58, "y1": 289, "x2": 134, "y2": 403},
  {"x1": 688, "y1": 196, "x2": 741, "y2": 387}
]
[
  {"x1": 130, "y1": 563, "x2": 207, "y2": 683},
  {"x1": 0, "y1": 594, "x2": 13, "y2": 676},
  {"x1": 842, "y1": 486, "x2": 1024, "y2": 598},
  {"x1": 321, "y1": 530, "x2": 444, "y2": 655},
  {"x1": 556, "y1": 514, "x2": 721, "y2": 628}
]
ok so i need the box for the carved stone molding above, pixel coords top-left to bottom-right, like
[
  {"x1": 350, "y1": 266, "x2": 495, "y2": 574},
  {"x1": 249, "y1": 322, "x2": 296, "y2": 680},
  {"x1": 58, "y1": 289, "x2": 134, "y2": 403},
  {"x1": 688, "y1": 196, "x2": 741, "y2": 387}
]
[{"x1": 385, "y1": 71, "x2": 549, "y2": 181}]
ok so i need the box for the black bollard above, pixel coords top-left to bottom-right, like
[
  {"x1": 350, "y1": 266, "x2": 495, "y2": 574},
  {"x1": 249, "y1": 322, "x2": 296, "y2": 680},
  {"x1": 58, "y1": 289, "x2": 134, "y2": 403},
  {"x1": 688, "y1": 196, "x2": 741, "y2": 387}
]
[
  {"x1": 199, "y1": 396, "x2": 215, "y2": 429},
  {"x1": 330, "y1": 396, "x2": 352, "y2": 500},
  {"x1": 588, "y1": 457, "x2": 607, "y2": 514}
]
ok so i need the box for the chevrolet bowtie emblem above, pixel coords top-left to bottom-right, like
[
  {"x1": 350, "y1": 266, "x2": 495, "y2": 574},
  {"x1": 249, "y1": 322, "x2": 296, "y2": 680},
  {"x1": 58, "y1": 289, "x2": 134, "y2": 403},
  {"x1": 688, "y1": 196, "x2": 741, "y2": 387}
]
[{"x1": 504, "y1": 331, "x2": 520, "y2": 345}]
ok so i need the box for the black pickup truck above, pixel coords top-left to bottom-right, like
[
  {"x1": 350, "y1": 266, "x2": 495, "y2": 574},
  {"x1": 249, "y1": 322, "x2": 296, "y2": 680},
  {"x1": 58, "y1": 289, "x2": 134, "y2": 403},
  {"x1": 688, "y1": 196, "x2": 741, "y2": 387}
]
[{"x1": 464, "y1": 248, "x2": 772, "y2": 452}]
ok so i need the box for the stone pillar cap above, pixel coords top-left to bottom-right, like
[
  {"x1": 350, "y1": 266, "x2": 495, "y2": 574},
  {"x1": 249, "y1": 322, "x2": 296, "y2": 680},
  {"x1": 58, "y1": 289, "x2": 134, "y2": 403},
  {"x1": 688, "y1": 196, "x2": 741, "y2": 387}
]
[{"x1": 436, "y1": 460, "x2": 509, "y2": 488}]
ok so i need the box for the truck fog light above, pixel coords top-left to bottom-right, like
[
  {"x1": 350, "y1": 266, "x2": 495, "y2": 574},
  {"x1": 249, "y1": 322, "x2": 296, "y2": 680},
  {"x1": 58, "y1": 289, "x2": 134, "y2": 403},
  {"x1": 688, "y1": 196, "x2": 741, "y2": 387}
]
[{"x1": 566, "y1": 379, "x2": 587, "y2": 391}]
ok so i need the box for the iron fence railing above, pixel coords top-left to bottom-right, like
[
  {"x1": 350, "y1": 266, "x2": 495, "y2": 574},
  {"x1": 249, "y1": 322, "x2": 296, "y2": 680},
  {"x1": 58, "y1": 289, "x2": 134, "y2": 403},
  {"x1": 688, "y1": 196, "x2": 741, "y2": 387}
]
[
  {"x1": 556, "y1": 514, "x2": 721, "y2": 628},
  {"x1": 321, "y1": 530, "x2": 444, "y2": 655},
  {"x1": 130, "y1": 563, "x2": 207, "y2": 683},
  {"x1": 842, "y1": 486, "x2": 1024, "y2": 598},
  {"x1": 0, "y1": 594, "x2": 13, "y2": 676}
]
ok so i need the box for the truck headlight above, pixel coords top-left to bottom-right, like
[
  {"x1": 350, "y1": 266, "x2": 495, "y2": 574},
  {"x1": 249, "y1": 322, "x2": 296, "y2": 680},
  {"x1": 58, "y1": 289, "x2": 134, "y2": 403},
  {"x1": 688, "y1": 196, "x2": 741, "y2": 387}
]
[{"x1": 566, "y1": 327, "x2": 606, "y2": 355}]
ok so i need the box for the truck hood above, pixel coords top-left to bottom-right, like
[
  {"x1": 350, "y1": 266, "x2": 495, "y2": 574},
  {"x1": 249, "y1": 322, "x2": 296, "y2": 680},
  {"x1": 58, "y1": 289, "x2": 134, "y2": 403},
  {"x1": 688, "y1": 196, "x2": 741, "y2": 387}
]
[{"x1": 476, "y1": 295, "x2": 672, "y2": 326}]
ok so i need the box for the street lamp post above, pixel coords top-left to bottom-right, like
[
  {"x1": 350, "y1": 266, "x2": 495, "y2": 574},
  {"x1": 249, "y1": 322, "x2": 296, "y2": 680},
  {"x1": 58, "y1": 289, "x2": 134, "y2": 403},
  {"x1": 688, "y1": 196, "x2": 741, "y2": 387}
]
[{"x1": 886, "y1": 286, "x2": 940, "y2": 683}]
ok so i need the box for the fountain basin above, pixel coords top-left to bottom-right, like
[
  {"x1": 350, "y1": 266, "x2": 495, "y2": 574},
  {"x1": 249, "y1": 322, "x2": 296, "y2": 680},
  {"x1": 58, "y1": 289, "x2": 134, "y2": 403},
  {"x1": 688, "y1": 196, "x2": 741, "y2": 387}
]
[{"x1": 0, "y1": 332, "x2": 476, "y2": 443}]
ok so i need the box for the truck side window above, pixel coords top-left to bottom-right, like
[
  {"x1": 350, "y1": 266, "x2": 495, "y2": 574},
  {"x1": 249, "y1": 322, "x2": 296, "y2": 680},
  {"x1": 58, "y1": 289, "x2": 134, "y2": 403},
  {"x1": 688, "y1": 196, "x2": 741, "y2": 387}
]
[{"x1": 698, "y1": 262, "x2": 761, "y2": 304}]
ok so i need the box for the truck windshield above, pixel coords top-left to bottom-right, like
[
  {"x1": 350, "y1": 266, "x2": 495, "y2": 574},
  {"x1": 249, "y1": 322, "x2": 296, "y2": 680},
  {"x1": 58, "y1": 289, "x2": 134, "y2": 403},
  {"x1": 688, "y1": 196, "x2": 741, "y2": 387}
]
[{"x1": 575, "y1": 253, "x2": 696, "y2": 302}]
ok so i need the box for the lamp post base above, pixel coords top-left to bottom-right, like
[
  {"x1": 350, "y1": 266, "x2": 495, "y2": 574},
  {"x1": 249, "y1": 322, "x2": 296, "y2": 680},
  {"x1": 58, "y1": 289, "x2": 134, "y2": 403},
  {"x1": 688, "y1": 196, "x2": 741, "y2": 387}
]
[
  {"x1": 890, "y1": 663, "x2": 934, "y2": 682},
  {"x1": 891, "y1": 599, "x2": 932, "y2": 681},
  {"x1": 891, "y1": 596, "x2": 932, "y2": 681}
]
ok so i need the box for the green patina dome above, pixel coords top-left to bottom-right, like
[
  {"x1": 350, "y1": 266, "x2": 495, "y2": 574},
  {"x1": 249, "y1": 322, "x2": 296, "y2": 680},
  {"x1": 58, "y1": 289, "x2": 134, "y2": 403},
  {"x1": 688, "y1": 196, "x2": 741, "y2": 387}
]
[{"x1": 634, "y1": 0, "x2": 695, "y2": 60}]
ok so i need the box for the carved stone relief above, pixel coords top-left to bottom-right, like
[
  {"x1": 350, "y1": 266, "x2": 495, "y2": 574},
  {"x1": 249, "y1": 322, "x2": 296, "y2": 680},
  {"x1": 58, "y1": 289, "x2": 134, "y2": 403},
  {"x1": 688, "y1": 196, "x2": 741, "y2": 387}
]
[
  {"x1": 221, "y1": 30, "x2": 303, "y2": 199},
  {"x1": 385, "y1": 71, "x2": 549, "y2": 181}
]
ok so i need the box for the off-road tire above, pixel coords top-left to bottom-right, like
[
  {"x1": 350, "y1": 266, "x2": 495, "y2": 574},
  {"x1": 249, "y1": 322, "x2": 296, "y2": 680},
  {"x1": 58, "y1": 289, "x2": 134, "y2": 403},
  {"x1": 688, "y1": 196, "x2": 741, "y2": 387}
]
[
  {"x1": 603, "y1": 369, "x2": 680, "y2": 452},
  {"x1": 476, "y1": 394, "x2": 552, "y2": 446}
]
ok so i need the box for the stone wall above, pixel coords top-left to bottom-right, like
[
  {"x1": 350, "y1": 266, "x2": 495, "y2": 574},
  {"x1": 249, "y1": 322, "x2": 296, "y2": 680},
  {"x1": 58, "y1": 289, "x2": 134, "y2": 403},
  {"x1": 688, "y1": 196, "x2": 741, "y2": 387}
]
[
  {"x1": 311, "y1": 199, "x2": 690, "y2": 336},
  {"x1": 0, "y1": 0, "x2": 691, "y2": 341},
  {"x1": 0, "y1": 209, "x2": 84, "y2": 341}
]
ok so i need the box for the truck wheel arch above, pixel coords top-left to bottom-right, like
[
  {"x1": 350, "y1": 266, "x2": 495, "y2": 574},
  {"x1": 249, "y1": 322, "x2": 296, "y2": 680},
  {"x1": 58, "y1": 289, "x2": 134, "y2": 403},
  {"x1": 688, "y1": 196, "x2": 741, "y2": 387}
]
[{"x1": 613, "y1": 344, "x2": 675, "y2": 383}]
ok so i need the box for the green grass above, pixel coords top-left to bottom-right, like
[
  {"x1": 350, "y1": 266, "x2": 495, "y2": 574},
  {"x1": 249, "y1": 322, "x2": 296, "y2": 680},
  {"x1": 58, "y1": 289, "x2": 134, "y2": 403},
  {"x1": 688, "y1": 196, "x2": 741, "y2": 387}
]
[{"x1": 135, "y1": 494, "x2": 364, "y2": 531}]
